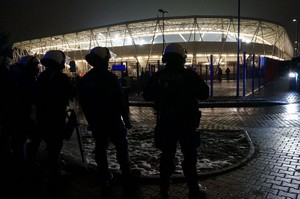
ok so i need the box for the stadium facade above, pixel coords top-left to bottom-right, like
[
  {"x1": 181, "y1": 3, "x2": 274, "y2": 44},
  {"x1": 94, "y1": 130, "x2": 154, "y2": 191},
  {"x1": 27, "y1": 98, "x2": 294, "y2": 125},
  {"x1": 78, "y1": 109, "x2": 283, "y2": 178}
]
[{"x1": 13, "y1": 16, "x2": 293, "y2": 78}]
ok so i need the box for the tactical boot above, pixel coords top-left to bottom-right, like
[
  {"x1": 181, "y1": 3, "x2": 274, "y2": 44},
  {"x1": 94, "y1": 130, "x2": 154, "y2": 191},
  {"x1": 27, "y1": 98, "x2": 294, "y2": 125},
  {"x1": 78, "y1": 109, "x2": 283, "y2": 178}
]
[
  {"x1": 160, "y1": 188, "x2": 169, "y2": 199},
  {"x1": 188, "y1": 184, "x2": 207, "y2": 199},
  {"x1": 98, "y1": 171, "x2": 113, "y2": 187},
  {"x1": 160, "y1": 181, "x2": 170, "y2": 199}
]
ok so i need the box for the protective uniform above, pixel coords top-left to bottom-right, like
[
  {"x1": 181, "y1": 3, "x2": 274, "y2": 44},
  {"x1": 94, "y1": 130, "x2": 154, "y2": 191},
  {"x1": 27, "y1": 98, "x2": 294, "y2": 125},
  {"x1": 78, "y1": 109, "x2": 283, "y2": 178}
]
[
  {"x1": 0, "y1": 38, "x2": 13, "y2": 159},
  {"x1": 79, "y1": 47, "x2": 131, "y2": 184},
  {"x1": 143, "y1": 43, "x2": 209, "y2": 199},
  {"x1": 36, "y1": 50, "x2": 75, "y2": 176},
  {"x1": 8, "y1": 55, "x2": 41, "y2": 166}
]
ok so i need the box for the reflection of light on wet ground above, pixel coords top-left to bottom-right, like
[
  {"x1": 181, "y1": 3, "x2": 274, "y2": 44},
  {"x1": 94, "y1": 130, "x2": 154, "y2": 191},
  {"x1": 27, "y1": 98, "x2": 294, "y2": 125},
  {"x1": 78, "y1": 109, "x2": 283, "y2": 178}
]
[
  {"x1": 207, "y1": 80, "x2": 257, "y2": 97},
  {"x1": 285, "y1": 104, "x2": 300, "y2": 113},
  {"x1": 284, "y1": 91, "x2": 300, "y2": 104},
  {"x1": 284, "y1": 104, "x2": 300, "y2": 120}
]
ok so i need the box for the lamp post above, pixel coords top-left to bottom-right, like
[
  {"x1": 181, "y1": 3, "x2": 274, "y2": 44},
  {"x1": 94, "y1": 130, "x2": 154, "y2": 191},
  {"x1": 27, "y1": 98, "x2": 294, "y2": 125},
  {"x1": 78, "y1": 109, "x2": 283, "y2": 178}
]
[
  {"x1": 293, "y1": 18, "x2": 299, "y2": 57},
  {"x1": 158, "y1": 9, "x2": 168, "y2": 52}
]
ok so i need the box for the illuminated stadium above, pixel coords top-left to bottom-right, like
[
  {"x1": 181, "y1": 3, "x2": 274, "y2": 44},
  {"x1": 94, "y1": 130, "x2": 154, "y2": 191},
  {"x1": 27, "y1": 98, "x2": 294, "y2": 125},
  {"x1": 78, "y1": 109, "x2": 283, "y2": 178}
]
[{"x1": 12, "y1": 16, "x2": 293, "y2": 79}]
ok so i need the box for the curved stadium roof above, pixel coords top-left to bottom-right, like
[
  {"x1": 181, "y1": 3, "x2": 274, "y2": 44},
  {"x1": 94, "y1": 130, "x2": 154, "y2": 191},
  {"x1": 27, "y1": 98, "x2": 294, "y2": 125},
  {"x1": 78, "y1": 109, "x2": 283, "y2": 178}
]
[{"x1": 13, "y1": 16, "x2": 293, "y2": 68}]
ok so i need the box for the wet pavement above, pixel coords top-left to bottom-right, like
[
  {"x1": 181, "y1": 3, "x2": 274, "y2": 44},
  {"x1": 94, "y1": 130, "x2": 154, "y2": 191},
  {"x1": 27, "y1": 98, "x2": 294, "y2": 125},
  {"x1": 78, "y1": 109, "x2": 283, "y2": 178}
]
[{"x1": 4, "y1": 76, "x2": 300, "y2": 199}]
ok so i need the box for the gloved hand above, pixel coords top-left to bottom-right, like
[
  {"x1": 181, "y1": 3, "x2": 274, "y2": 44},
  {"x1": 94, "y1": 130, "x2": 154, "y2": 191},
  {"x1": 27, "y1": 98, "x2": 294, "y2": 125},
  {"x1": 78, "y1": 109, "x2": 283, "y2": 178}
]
[{"x1": 124, "y1": 120, "x2": 132, "y2": 129}]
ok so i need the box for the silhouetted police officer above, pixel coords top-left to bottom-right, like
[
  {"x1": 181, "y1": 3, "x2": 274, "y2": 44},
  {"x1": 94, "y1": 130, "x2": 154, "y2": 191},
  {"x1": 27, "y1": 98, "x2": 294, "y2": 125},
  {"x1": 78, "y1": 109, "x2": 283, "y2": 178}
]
[
  {"x1": 79, "y1": 47, "x2": 132, "y2": 185},
  {"x1": 9, "y1": 55, "x2": 41, "y2": 168},
  {"x1": 143, "y1": 43, "x2": 209, "y2": 199},
  {"x1": 36, "y1": 50, "x2": 75, "y2": 177},
  {"x1": 0, "y1": 36, "x2": 13, "y2": 159}
]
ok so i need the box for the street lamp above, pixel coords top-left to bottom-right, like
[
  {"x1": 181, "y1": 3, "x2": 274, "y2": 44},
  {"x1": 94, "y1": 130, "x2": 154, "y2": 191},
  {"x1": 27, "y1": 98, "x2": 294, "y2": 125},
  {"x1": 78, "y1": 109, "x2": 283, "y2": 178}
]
[
  {"x1": 293, "y1": 18, "x2": 299, "y2": 57},
  {"x1": 158, "y1": 9, "x2": 168, "y2": 52}
]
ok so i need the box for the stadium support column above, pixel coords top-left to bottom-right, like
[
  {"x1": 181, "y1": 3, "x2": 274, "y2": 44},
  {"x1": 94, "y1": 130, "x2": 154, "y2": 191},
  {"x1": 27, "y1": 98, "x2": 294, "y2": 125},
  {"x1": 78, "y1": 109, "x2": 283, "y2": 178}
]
[
  {"x1": 210, "y1": 55, "x2": 214, "y2": 97},
  {"x1": 236, "y1": 0, "x2": 241, "y2": 97},
  {"x1": 136, "y1": 62, "x2": 139, "y2": 80},
  {"x1": 243, "y1": 51, "x2": 246, "y2": 97}
]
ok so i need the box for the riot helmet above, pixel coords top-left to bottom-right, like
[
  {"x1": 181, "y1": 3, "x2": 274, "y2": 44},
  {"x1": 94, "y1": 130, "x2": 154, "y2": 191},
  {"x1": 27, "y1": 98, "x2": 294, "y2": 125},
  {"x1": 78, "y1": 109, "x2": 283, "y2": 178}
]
[
  {"x1": 41, "y1": 50, "x2": 66, "y2": 70},
  {"x1": 19, "y1": 55, "x2": 40, "y2": 76},
  {"x1": 20, "y1": 55, "x2": 39, "y2": 66},
  {"x1": 85, "y1": 47, "x2": 111, "y2": 68},
  {"x1": 162, "y1": 43, "x2": 187, "y2": 65}
]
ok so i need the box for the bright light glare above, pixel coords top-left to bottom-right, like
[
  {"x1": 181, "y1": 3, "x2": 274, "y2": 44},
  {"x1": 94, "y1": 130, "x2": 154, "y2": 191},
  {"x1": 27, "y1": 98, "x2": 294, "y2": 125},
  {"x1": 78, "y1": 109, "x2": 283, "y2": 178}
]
[
  {"x1": 286, "y1": 104, "x2": 300, "y2": 113},
  {"x1": 284, "y1": 104, "x2": 300, "y2": 120},
  {"x1": 289, "y1": 72, "x2": 298, "y2": 78}
]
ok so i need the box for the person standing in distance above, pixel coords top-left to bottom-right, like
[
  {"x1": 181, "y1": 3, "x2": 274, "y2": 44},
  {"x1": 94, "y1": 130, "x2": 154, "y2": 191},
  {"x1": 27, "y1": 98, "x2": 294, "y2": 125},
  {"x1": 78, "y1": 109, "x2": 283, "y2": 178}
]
[
  {"x1": 78, "y1": 47, "x2": 132, "y2": 185},
  {"x1": 143, "y1": 43, "x2": 209, "y2": 199},
  {"x1": 225, "y1": 67, "x2": 230, "y2": 80},
  {"x1": 35, "y1": 50, "x2": 75, "y2": 178}
]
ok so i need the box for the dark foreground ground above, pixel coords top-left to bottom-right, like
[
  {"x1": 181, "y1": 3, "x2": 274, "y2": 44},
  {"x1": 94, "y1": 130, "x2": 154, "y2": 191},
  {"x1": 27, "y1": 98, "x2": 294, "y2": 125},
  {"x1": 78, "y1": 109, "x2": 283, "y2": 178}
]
[{"x1": 1, "y1": 76, "x2": 300, "y2": 199}]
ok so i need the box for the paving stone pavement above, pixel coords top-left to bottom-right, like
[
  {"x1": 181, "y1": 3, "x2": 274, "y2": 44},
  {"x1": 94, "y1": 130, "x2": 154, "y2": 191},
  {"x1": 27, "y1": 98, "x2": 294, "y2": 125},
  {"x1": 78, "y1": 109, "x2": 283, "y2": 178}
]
[
  {"x1": 60, "y1": 76, "x2": 300, "y2": 199},
  {"x1": 126, "y1": 77, "x2": 300, "y2": 199},
  {"x1": 127, "y1": 106, "x2": 300, "y2": 198},
  {"x1": 5, "y1": 76, "x2": 300, "y2": 199}
]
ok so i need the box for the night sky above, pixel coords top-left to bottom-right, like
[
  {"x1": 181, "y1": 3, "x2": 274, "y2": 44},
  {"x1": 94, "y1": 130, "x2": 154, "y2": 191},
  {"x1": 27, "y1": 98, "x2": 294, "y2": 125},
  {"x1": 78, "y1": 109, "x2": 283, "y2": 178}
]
[{"x1": 1, "y1": 0, "x2": 300, "y2": 44}]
